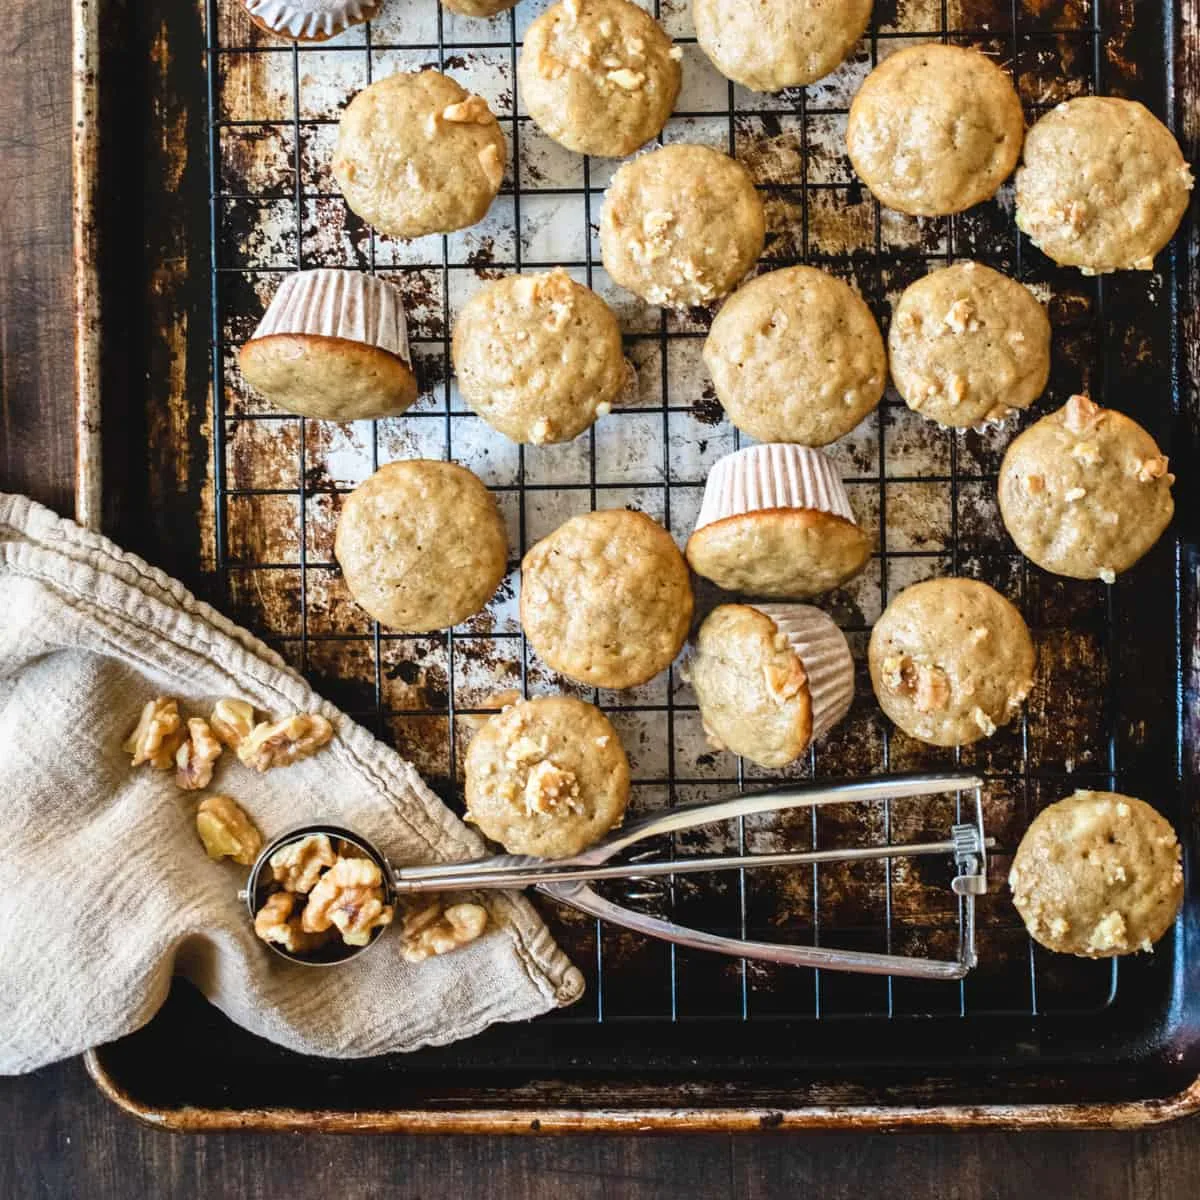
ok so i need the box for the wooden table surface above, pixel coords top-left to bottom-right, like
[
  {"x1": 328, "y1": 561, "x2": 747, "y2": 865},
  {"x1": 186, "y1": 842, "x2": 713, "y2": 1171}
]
[{"x1": 3, "y1": 4, "x2": 1200, "y2": 1197}]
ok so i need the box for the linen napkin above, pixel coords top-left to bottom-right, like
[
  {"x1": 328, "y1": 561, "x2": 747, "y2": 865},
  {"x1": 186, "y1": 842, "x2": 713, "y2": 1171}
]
[{"x1": 0, "y1": 493, "x2": 583, "y2": 1074}]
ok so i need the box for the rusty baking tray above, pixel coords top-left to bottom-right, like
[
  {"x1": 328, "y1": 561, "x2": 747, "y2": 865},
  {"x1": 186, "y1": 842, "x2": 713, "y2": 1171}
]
[{"x1": 74, "y1": 0, "x2": 1200, "y2": 1130}]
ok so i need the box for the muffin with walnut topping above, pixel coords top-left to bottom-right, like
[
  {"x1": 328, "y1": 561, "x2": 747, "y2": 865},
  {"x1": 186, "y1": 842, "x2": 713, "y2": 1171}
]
[
  {"x1": 1009, "y1": 790, "x2": 1183, "y2": 957},
  {"x1": 868, "y1": 577, "x2": 1035, "y2": 748},
  {"x1": 998, "y1": 393, "x2": 1175, "y2": 583},
  {"x1": 465, "y1": 696, "x2": 631, "y2": 858}
]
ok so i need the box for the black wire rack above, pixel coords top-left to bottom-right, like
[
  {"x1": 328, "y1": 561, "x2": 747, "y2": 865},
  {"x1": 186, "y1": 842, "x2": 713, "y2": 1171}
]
[{"x1": 202, "y1": 0, "x2": 1185, "y2": 1028}]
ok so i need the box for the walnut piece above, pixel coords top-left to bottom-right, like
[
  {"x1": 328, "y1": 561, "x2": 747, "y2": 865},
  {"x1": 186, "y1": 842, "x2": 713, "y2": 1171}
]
[
  {"x1": 210, "y1": 698, "x2": 256, "y2": 749},
  {"x1": 1064, "y1": 393, "x2": 1102, "y2": 434},
  {"x1": 237, "y1": 713, "x2": 333, "y2": 772},
  {"x1": 269, "y1": 833, "x2": 337, "y2": 893},
  {"x1": 123, "y1": 698, "x2": 184, "y2": 769},
  {"x1": 175, "y1": 717, "x2": 222, "y2": 791},
  {"x1": 441, "y1": 95, "x2": 493, "y2": 125},
  {"x1": 943, "y1": 299, "x2": 978, "y2": 334},
  {"x1": 523, "y1": 759, "x2": 583, "y2": 817},
  {"x1": 253, "y1": 892, "x2": 331, "y2": 955},
  {"x1": 196, "y1": 794, "x2": 263, "y2": 866},
  {"x1": 881, "y1": 655, "x2": 949, "y2": 713},
  {"x1": 606, "y1": 68, "x2": 645, "y2": 90},
  {"x1": 400, "y1": 901, "x2": 490, "y2": 963},
  {"x1": 1137, "y1": 454, "x2": 1170, "y2": 483},
  {"x1": 302, "y1": 856, "x2": 394, "y2": 947}
]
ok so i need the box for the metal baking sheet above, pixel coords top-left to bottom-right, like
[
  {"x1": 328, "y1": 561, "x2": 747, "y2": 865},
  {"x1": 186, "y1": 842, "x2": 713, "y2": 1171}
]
[{"x1": 77, "y1": 0, "x2": 1200, "y2": 1129}]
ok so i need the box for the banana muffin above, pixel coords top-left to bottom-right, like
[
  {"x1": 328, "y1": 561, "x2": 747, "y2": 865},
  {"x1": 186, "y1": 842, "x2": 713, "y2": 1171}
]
[
  {"x1": 239, "y1": 268, "x2": 419, "y2": 420},
  {"x1": 451, "y1": 269, "x2": 626, "y2": 445},
  {"x1": 334, "y1": 460, "x2": 507, "y2": 632},
  {"x1": 703, "y1": 266, "x2": 886, "y2": 446},
  {"x1": 693, "y1": 0, "x2": 871, "y2": 92},
  {"x1": 846, "y1": 44, "x2": 1024, "y2": 216},
  {"x1": 1016, "y1": 97, "x2": 1193, "y2": 275},
  {"x1": 1009, "y1": 790, "x2": 1183, "y2": 957},
  {"x1": 333, "y1": 70, "x2": 506, "y2": 239},
  {"x1": 599, "y1": 144, "x2": 765, "y2": 309},
  {"x1": 243, "y1": 0, "x2": 379, "y2": 41},
  {"x1": 441, "y1": 0, "x2": 516, "y2": 15},
  {"x1": 686, "y1": 443, "x2": 872, "y2": 598},
  {"x1": 997, "y1": 394, "x2": 1175, "y2": 582},
  {"x1": 465, "y1": 696, "x2": 631, "y2": 857},
  {"x1": 888, "y1": 261, "x2": 1051, "y2": 429},
  {"x1": 690, "y1": 603, "x2": 855, "y2": 769},
  {"x1": 868, "y1": 577, "x2": 1035, "y2": 747},
  {"x1": 521, "y1": 508, "x2": 694, "y2": 689},
  {"x1": 517, "y1": 0, "x2": 682, "y2": 158}
]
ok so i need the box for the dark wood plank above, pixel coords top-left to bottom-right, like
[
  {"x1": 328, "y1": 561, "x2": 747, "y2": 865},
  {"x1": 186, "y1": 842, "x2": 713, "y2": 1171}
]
[{"x1": 0, "y1": 0, "x2": 75, "y2": 515}]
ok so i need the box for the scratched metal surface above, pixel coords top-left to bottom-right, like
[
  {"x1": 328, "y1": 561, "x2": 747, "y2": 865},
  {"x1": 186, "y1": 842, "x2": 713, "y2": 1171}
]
[{"x1": 82, "y1": 0, "x2": 1194, "y2": 1123}]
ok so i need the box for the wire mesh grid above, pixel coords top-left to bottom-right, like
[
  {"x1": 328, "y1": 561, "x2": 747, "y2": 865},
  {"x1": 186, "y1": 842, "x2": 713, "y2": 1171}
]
[{"x1": 201, "y1": 0, "x2": 1177, "y2": 1026}]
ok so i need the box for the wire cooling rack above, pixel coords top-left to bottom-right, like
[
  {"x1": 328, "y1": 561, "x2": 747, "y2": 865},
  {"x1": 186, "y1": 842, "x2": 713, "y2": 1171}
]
[{"x1": 204, "y1": 0, "x2": 1184, "y2": 1025}]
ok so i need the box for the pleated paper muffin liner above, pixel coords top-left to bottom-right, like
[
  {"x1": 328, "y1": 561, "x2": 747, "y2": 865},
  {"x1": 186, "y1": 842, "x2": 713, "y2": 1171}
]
[
  {"x1": 755, "y1": 603, "x2": 855, "y2": 743},
  {"x1": 693, "y1": 443, "x2": 855, "y2": 531},
  {"x1": 243, "y1": 0, "x2": 379, "y2": 41},
  {"x1": 250, "y1": 268, "x2": 411, "y2": 365}
]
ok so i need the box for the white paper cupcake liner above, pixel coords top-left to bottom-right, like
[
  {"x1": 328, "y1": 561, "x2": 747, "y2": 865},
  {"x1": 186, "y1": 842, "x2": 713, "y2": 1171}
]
[
  {"x1": 755, "y1": 603, "x2": 855, "y2": 743},
  {"x1": 250, "y1": 268, "x2": 411, "y2": 365},
  {"x1": 244, "y1": 0, "x2": 378, "y2": 40},
  {"x1": 693, "y1": 444, "x2": 855, "y2": 532}
]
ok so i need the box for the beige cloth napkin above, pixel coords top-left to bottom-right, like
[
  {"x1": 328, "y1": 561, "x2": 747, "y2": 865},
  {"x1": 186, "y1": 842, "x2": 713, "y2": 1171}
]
[{"x1": 0, "y1": 493, "x2": 583, "y2": 1074}]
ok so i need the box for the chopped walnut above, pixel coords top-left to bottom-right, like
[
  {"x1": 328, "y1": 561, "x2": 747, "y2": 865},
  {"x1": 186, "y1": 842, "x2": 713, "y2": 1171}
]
[
  {"x1": 505, "y1": 733, "x2": 550, "y2": 767},
  {"x1": 270, "y1": 833, "x2": 337, "y2": 893},
  {"x1": 946, "y1": 374, "x2": 967, "y2": 407},
  {"x1": 442, "y1": 95, "x2": 494, "y2": 125},
  {"x1": 254, "y1": 892, "x2": 332, "y2": 955},
  {"x1": 523, "y1": 759, "x2": 583, "y2": 817},
  {"x1": 478, "y1": 143, "x2": 504, "y2": 192},
  {"x1": 237, "y1": 713, "x2": 333, "y2": 772},
  {"x1": 1098, "y1": 566, "x2": 1117, "y2": 585},
  {"x1": 400, "y1": 901, "x2": 490, "y2": 963},
  {"x1": 1064, "y1": 393, "x2": 1102, "y2": 434},
  {"x1": 668, "y1": 44, "x2": 683, "y2": 60},
  {"x1": 1137, "y1": 454, "x2": 1170, "y2": 483},
  {"x1": 302, "y1": 856, "x2": 393, "y2": 947},
  {"x1": 1048, "y1": 916, "x2": 1070, "y2": 939},
  {"x1": 881, "y1": 655, "x2": 949, "y2": 713},
  {"x1": 1024, "y1": 473, "x2": 1046, "y2": 495},
  {"x1": 1087, "y1": 910, "x2": 1128, "y2": 953},
  {"x1": 196, "y1": 794, "x2": 263, "y2": 866},
  {"x1": 607, "y1": 68, "x2": 645, "y2": 90},
  {"x1": 124, "y1": 698, "x2": 183, "y2": 769},
  {"x1": 1064, "y1": 486, "x2": 1087, "y2": 502},
  {"x1": 175, "y1": 717, "x2": 222, "y2": 791},
  {"x1": 943, "y1": 299, "x2": 977, "y2": 334},
  {"x1": 1070, "y1": 441, "x2": 1102, "y2": 466},
  {"x1": 210, "y1": 698, "x2": 255, "y2": 749},
  {"x1": 971, "y1": 707, "x2": 997, "y2": 737}
]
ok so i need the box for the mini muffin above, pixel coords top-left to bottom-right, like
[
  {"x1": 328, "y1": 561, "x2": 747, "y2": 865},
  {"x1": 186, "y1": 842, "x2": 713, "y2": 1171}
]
[
  {"x1": 521, "y1": 509, "x2": 693, "y2": 689},
  {"x1": 846, "y1": 44, "x2": 1024, "y2": 216},
  {"x1": 868, "y1": 577, "x2": 1035, "y2": 747},
  {"x1": 1009, "y1": 791, "x2": 1183, "y2": 957},
  {"x1": 693, "y1": 0, "x2": 871, "y2": 92},
  {"x1": 238, "y1": 269, "x2": 418, "y2": 420},
  {"x1": 243, "y1": 0, "x2": 379, "y2": 41},
  {"x1": 1016, "y1": 97, "x2": 1193, "y2": 275},
  {"x1": 517, "y1": 0, "x2": 683, "y2": 158},
  {"x1": 334, "y1": 460, "x2": 507, "y2": 632},
  {"x1": 690, "y1": 603, "x2": 854, "y2": 769},
  {"x1": 888, "y1": 262, "x2": 1051, "y2": 429},
  {"x1": 686, "y1": 444, "x2": 872, "y2": 598},
  {"x1": 333, "y1": 70, "x2": 506, "y2": 239},
  {"x1": 998, "y1": 394, "x2": 1175, "y2": 583},
  {"x1": 703, "y1": 266, "x2": 886, "y2": 446},
  {"x1": 599, "y1": 144, "x2": 765, "y2": 309},
  {"x1": 441, "y1": 0, "x2": 515, "y2": 15},
  {"x1": 451, "y1": 269, "x2": 625, "y2": 444},
  {"x1": 465, "y1": 696, "x2": 631, "y2": 857}
]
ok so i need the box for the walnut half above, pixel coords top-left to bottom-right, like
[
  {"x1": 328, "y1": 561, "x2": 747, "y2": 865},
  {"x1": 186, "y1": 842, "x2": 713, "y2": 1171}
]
[
  {"x1": 237, "y1": 713, "x2": 333, "y2": 772},
  {"x1": 210, "y1": 698, "x2": 256, "y2": 749},
  {"x1": 400, "y1": 901, "x2": 490, "y2": 963},
  {"x1": 254, "y1": 892, "x2": 332, "y2": 955},
  {"x1": 175, "y1": 717, "x2": 222, "y2": 791},
  {"x1": 196, "y1": 794, "x2": 263, "y2": 866},
  {"x1": 302, "y1": 856, "x2": 394, "y2": 947},
  {"x1": 124, "y1": 698, "x2": 184, "y2": 769}
]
